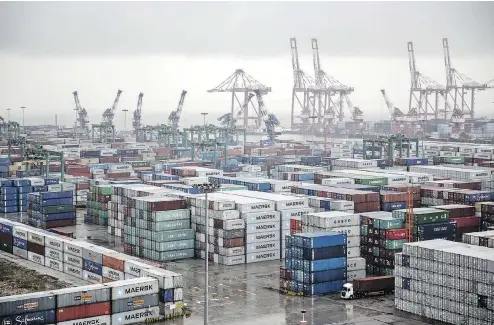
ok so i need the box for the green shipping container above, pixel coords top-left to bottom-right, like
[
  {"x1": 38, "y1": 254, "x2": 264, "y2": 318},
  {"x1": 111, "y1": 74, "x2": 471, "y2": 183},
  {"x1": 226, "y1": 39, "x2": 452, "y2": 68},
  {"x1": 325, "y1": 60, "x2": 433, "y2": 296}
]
[
  {"x1": 0, "y1": 243, "x2": 13, "y2": 254},
  {"x1": 353, "y1": 176, "x2": 388, "y2": 186},
  {"x1": 143, "y1": 239, "x2": 194, "y2": 252},
  {"x1": 383, "y1": 239, "x2": 406, "y2": 250},
  {"x1": 44, "y1": 205, "x2": 75, "y2": 214},
  {"x1": 413, "y1": 211, "x2": 450, "y2": 224},
  {"x1": 360, "y1": 225, "x2": 368, "y2": 236},
  {"x1": 372, "y1": 217, "x2": 404, "y2": 229},
  {"x1": 97, "y1": 185, "x2": 112, "y2": 196}
]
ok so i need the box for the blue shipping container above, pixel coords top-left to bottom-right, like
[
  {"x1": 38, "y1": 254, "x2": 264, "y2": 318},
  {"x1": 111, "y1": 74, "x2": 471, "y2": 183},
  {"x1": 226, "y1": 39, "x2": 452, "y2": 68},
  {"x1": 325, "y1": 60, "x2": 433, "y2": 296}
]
[
  {"x1": 417, "y1": 222, "x2": 457, "y2": 237},
  {"x1": 13, "y1": 237, "x2": 27, "y2": 250},
  {"x1": 294, "y1": 232, "x2": 347, "y2": 249},
  {"x1": 302, "y1": 280, "x2": 345, "y2": 296},
  {"x1": 159, "y1": 288, "x2": 174, "y2": 303},
  {"x1": 0, "y1": 220, "x2": 13, "y2": 235},
  {"x1": 302, "y1": 245, "x2": 346, "y2": 260},
  {"x1": 381, "y1": 201, "x2": 407, "y2": 212},
  {"x1": 297, "y1": 268, "x2": 347, "y2": 284},
  {"x1": 303, "y1": 257, "x2": 347, "y2": 272},
  {"x1": 83, "y1": 259, "x2": 103, "y2": 275}
]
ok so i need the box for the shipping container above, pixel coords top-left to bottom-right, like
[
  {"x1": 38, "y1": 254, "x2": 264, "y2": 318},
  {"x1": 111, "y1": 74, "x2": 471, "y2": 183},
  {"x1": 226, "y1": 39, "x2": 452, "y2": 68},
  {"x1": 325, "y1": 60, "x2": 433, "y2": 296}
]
[
  {"x1": 105, "y1": 277, "x2": 159, "y2": 300},
  {"x1": 111, "y1": 293, "x2": 159, "y2": 313},
  {"x1": 0, "y1": 310, "x2": 55, "y2": 325},
  {"x1": 110, "y1": 306, "x2": 160, "y2": 325},
  {"x1": 57, "y1": 315, "x2": 111, "y2": 325},
  {"x1": 0, "y1": 292, "x2": 56, "y2": 316},
  {"x1": 53, "y1": 284, "x2": 110, "y2": 308},
  {"x1": 56, "y1": 301, "x2": 111, "y2": 322}
]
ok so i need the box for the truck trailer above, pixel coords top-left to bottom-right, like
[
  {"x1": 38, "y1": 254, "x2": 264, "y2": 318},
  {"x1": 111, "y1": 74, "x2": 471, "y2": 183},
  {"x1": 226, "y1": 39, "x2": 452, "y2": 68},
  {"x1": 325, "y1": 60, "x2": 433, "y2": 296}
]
[{"x1": 341, "y1": 276, "x2": 394, "y2": 299}]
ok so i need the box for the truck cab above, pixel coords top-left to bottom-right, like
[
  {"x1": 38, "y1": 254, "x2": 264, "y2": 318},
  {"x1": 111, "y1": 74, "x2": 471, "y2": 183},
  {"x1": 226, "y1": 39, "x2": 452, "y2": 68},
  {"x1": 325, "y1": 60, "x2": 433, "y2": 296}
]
[{"x1": 341, "y1": 283, "x2": 354, "y2": 299}]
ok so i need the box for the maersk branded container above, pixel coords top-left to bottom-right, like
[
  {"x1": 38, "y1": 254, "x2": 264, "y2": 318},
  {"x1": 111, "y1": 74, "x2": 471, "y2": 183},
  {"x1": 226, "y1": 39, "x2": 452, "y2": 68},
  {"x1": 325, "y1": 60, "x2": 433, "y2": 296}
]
[
  {"x1": 0, "y1": 291, "x2": 56, "y2": 316},
  {"x1": 110, "y1": 306, "x2": 160, "y2": 325},
  {"x1": 105, "y1": 277, "x2": 159, "y2": 300},
  {"x1": 54, "y1": 284, "x2": 110, "y2": 308},
  {"x1": 57, "y1": 315, "x2": 111, "y2": 325}
]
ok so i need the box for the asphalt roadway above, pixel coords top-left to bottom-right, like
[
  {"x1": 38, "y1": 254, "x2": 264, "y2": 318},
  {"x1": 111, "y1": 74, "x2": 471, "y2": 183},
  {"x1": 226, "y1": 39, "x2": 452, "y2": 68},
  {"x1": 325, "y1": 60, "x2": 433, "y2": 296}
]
[{"x1": 2, "y1": 212, "x2": 439, "y2": 325}]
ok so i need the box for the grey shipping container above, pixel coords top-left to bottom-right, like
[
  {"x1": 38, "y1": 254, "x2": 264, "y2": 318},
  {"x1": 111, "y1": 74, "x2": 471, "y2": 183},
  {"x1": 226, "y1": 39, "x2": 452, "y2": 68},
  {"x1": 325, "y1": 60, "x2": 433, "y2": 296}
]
[
  {"x1": 83, "y1": 246, "x2": 115, "y2": 265},
  {"x1": 0, "y1": 291, "x2": 56, "y2": 316},
  {"x1": 111, "y1": 293, "x2": 159, "y2": 313},
  {"x1": 53, "y1": 284, "x2": 110, "y2": 308}
]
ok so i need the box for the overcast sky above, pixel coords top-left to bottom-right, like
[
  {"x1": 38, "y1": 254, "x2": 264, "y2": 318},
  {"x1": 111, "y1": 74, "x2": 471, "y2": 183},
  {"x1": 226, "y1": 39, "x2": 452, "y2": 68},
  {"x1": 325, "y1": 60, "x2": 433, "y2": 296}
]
[{"x1": 0, "y1": 1, "x2": 493, "y2": 127}]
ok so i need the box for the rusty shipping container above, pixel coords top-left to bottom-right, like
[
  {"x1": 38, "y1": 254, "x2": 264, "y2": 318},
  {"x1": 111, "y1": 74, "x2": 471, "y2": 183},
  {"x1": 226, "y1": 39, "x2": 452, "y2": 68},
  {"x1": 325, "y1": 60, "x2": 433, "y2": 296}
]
[
  {"x1": 102, "y1": 253, "x2": 125, "y2": 272},
  {"x1": 56, "y1": 301, "x2": 110, "y2": 322}
]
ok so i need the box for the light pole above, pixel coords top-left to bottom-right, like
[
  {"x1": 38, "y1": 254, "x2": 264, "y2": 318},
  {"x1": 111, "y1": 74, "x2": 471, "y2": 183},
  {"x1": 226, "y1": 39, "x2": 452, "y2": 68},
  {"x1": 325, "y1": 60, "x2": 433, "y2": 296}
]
[
  {"x1": 122, "y1": 109, "x2": 129, "y2": 131},
  {"x1": 6, "y1": 108, "x2": 11, "y2": 123},
  {"x1": 309, "y1": 115, "x2": 317, "y2": 155},
  {"x1": 201, "y1": 112, "x2": 209, "y2": 325},
  {"x1": 74, "y1": 107, "x2": 79, "y2": 141},
  {"x1": 20, "y1": 106, "x2": 25, "y2": 132}
]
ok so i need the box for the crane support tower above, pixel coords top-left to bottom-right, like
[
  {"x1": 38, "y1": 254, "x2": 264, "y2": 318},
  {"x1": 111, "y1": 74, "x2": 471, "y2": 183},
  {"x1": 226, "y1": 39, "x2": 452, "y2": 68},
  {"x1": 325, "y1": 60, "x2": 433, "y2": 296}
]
[
  {"x1": 73, "y1": 91, "x2": 90, "y2": 137},
  {"x1": 132, "y1": 92, "x2": 144, "y2": 134},
  {"x1": 217, "y1": 93, "x2": 253, "y2": 144},
  {"x1": 168, "y1": 90, "x2": 187, "y2": 130},
  {"x1": 442, "y1": 38, "x2": 493, "y2": 119},
  {"x1": 363, "y1": 134, "x2": 419, "y2": 162},
  {"x1": 310, "y1": 38, "x2": 355, "y2": 127},
  {"x1": 208, "y1": 69, "x2": 271, "y2": 131},
  {"x1": 254, "y1": 90, "x2": 280, "y2": 144},
  {"x1": 407, "y1": 42, "x2": 447, "y2": 122},
  {"x1": 101, "y1": 89, "x2": 123, "y2": 127},
  {"x1": 381, "y1": 89, "x2": 407, "y2": 133}
]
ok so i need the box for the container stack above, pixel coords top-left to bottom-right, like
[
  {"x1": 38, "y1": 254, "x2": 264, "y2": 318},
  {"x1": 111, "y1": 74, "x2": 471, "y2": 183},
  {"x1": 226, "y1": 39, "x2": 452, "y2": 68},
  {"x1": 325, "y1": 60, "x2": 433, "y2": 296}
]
[
  {"x1": 27, "y1": 190, "x2": 75, "y2": 229},
  {"x1": 124, "y1": 196, "x2": 194, "y2": 262},
  {"x1": 229, "y1": 190, "x2": 313, "y2": 259},
  {"x1": 477, "y1": 202, "x2": 494, "y2": 230},
  {"x1": 53, "y1": 284, "x2": 111, "y2": 324},
  {"x1": 0, "y1": 292, "x2": 56, "y2": 325},
  {"x1": 434, "y1": 204, "x2": 479, "y2": 241},
  {"x1": 300, "y1": 211, "x2": 365, "y2": 280},
  {"x1": 44, "y1": 232, "x2": 65, "y2": 273},
  {"x1": 379, "y1": 190, "x2": 407, "y2": 212},
  {"x1": 13, "y1": 178, "x2": 33, "y2": 213},
  {"x1": 462, "y1": 230, "x2": 494, "y2": 248},
  {"x1": 105, "y1": 277, "x2": 160, "y2": 321},
  {"x1": 381, "y1": 184, "x2": 421, "y2": 208},
  {"x1": 0, "y1": 179, "x2": 17, "y2": 213},
  {"x1": 392, "y1": 207, "x2": 456, "y2": 242},
  {"x1": 140, "y1": 268, "x2": 184, "y2": 318},
  {"x1": 0, "y1": 219, "x2": 13, "y2": 254},
  {"x1": 86, "y1": 184, "x2": 113, "y2": 226},
  {"x1": 190, "y1": 194, "x2": 246, "y2": 265},
  {"x1": 360, "y1": 211, "x2": 407, "y2": 276},
  {"x1": 395, "y1": 240, "x2": 494, "y2": 325},
  {"x1": 280, "y1": 232, "x2": 347, "y2": 296}
]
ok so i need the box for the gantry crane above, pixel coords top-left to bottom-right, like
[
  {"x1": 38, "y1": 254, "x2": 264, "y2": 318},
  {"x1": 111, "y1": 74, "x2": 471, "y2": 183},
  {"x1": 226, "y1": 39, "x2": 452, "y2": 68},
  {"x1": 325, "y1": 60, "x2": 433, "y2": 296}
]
[
  {"x1": 408, "y1": 41, "x2": 446, "y2": 122},
  {"x1": 72, "y1": 91, "x2": 90, "y2": 137},
  {"x1": 254, "y1": 90, "x2": 280, "y2": 143},
  {"x1": 344, "y1": 94, "x2": 364, "y2": 134},
  {"x1": 311, "y1": 38, "x2": 354, "y2": 125},
  {"x1": 208, "y1": 70, "x2": 271, "y2": 130},
  {"x1": 101, "y1": 89, "x2": 123, "y2": 126},
  {"x1": 132, "y1": 92, "x2": 143, "y2": 133},
  {"x1": 218, "y1": 93, "x2": 255, "y2": 129},
  {"x1": 290, "y1": 38, "x2": 316, "y2": 130},
  {"x1": 442, "y1": 38, "x2": 493, "y2": 119},
  {"x1": 168, "y1": 90, "x2": 187, "y2": 130}
]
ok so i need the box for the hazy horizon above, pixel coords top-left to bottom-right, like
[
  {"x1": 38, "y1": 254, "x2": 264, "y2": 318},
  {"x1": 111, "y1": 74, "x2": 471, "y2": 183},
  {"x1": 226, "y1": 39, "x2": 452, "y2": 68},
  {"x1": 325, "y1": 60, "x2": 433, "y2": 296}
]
[{"x1": 1, "y1": 1, "x2": 493, "y2": 129}]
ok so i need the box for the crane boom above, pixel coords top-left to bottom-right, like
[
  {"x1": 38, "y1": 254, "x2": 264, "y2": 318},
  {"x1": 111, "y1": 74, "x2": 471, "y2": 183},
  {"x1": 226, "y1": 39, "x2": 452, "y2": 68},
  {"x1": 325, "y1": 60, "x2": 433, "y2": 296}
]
[
  {"x1": 442, "y1": 38, "x2": 454, "y2": 87},
  {"x1": 407, "y1": 42, "x2": 418, "y2": 88},
  {"x1": 132, "y1": 92, "x2": 144, "y2": 132},
  {"x1": 73, "y1": 91, "x2": 90, "y2": 135},
  {"x1": 254, "y1": 90, "x2": 280, "y2": 143},
  {"x1": 168, "y1": 90, "x2": 187, "y2": 129},
  {"x1": 102, "y1": 89, "x2": 123, "y2": 126}
]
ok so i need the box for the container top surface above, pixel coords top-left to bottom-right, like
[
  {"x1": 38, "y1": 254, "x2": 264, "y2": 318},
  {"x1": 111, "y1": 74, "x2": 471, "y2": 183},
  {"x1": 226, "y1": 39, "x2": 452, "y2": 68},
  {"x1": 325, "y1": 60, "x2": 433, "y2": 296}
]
[
  {"x1": 308, "y1": 211, "x2": 356, "y2": 217},
  {"x1": 207, "y1": 193, "x2": 273, "y2": 204},
  {"x1": 103, "y1": 277, "x2": 158, "y2": 288},
  {"x1": 0, "y1": 290, "x2": 55, "y2": 302},
  {"x1": 52, "y1": 283, "x2": 106, "y2": 294},
  {"x1": 293, "y1": 231, "x2": 346, "y2": 239},
  {"x1": 228, "y1": 190, "x2": 305, "y2": 202},
  {"x1": 404, "y1": 239, "x2": 494, "y2": 261}
]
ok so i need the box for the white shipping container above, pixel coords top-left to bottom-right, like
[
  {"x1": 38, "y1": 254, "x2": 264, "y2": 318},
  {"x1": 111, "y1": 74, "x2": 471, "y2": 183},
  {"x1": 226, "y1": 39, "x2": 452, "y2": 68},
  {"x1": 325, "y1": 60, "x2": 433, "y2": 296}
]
[
  {"x1": 346, "y1": 257, "x2": 366, "y2": 272},
  {"x1": 13, "y1": 225, "x2": 28, "y2": 240},
  {"x1": 124, "y1": 260, "x2": 152, "y2": 278},
  {"x1": 64, "y1": 241, "x2": 93, "y2": 257},
  {"x1": 64, "y1": 264, "x2": 83, "y2": 279},
  {"x1": 111, "y1": 306, "x2": 160, "y2": 325},
  {"x1": 64, "y1": 253, "x2": 83, "y2": 268},
  {"x1": 246, "y1": 250, "x2": 280, "y2": 263},
  {"x1": 44, "y1": 234, "x2": 66, "y2": 251},
  {"x1": 45, "y1": 247, "x2": 63, "y2": 261},
  {"x1": 346, "y1": 247, "x2": 360, "y2": 258},
  {"x1": 215, "y1": 254, "x2": 245, "y2": 265},
  {"x1": 245, "y1": 240, "x2": 280, "y2": 254},
  {"x1": 241, "y1": 211, "x2": 281, "y2": 224},
  {"x1": 244, "y1": 231, "x2": 280, "y2": 243},
  {"x1": 102, "y1": 266, "x2": 124, "y2": 282},
  {"x1": 245, "y1": 221, "x2": 280, "y2": 234},
  {"x1": 106, "y1": 277, "x2": 159, "y2": 300},
  {"x1": 27, "y1": 251, "x2": 45, "y2": 265},
  {"x1": 27, "y1": 231, "x2": 45, "y2": 245},
  {"x1": 45, "y1": 257, "x2": 64, "y2": 272},
  {"x1": 83, "y1": 270, "x2": 103, "y2": 284},
  {"x1": 58, "y1": 315, "x2": 111, "y2": 325},
  {"x1": 346, "y1": 269, "x2": 366, "y2": 281}
]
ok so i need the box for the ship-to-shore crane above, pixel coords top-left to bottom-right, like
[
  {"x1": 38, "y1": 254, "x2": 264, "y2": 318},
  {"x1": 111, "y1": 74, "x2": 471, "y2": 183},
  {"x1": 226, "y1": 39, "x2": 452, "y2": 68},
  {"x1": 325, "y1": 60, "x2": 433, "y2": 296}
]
[
  {"x1": 101, "y1": 89, "x2": 123, "y2": 127},
  {"x1": 168, "y1": 90, "x2": 187, "y2": 130},
  {"x1": 254, "y1": 90, "x2": 280, "y2": 144},
  {"x1": 73, "y1": 91, "x2": 90, "y2": 136},
  {"x1": 132, "y1": 92, "x2": 143, "y2": 133},
  {"x1": 381, "y1": 89, "x2": 406, "y2": 133},
  {"x1": 218, "y1": 93, "x2": 255, "y2": 129}
]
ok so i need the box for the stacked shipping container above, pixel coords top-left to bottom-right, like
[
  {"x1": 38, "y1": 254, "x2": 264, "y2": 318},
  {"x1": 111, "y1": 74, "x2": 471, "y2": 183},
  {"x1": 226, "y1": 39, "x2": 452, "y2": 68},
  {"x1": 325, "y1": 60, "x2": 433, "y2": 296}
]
[{"x1": 28, "y1": 190, "x2": 75, "y2": 229}]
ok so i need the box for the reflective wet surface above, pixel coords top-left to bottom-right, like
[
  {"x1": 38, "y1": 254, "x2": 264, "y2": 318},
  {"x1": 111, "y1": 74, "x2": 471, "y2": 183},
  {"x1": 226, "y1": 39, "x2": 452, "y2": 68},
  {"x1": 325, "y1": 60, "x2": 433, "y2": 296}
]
[{"x1": 3, "y1": 211, "x2": 436, "y2": 325}]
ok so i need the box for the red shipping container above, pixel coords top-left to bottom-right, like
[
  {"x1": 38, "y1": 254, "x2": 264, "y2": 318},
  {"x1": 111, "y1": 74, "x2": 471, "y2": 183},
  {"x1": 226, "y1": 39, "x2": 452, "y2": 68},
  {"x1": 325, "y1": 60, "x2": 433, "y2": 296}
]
[
  {"x1": 385, "y1": 228, "x2": 407, "y2": 240},
  {"x1": 56, "y1": 302, "x2": 110, "y2": 321},
  {"x1": 69, "y1": 172, "x2": 92, "y2": 178},
  {"x1": 99, "y1": 156, "x2": 120, "y2": 163},
  {"x1": 76, "y1": 183, "x2": 90, "y2": 190},
  {"x1": 102, "y1": 253, "x2": 125, "y2": 272},
  {"x1": 451, "y1": 216, "x2": 480, "y2": 228},
  {"x1": 64, "y1": 159, "x2": 80, "y2": 165}
]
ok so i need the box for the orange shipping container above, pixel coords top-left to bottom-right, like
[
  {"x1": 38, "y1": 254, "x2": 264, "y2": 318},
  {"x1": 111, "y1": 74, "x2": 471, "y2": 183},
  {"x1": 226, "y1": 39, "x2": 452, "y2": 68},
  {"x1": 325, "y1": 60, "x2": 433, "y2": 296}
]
[{"x1": 102, "y1": 253, "x2": 125, "y2": 272}]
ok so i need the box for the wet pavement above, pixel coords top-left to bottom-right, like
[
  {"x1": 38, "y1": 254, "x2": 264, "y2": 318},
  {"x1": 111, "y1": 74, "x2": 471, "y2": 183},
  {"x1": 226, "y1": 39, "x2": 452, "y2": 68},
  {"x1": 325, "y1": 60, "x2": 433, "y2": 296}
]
[{"x1": 2, "y1": 211, "x2": 437, "y2": 325}]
